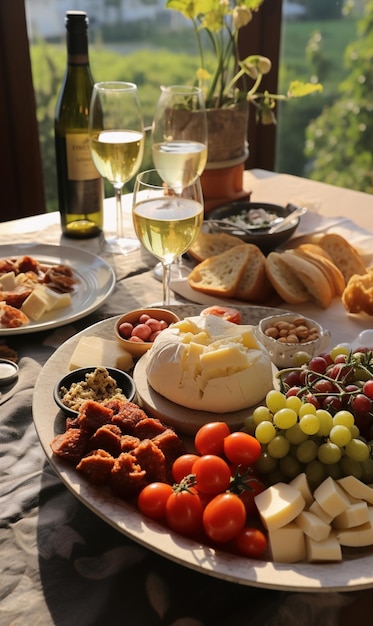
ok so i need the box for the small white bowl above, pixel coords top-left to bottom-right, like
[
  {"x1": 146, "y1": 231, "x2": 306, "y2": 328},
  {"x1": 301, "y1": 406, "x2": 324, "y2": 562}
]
[{"x1": 256, "y1": 313, "x2": 331, "y2": 368}]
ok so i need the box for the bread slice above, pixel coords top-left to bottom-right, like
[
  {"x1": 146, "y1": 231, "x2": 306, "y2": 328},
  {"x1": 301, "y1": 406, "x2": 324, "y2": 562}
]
[
  {"x1": 188, "y1": 244, "x2": 251, "y2": 297},
  {"x1": 265, "y1": 252, "x2": 310, "y2": 305},
  {"x1": 188, "y1": 232, "x2": 242, "y2": 262},
  {"x1": 280, "y1": 251, "x2": 333, "y2": 308},
  {"x1": 235, "y1": 244, "x2": 274, "y2": 302},
  {"x1": 293, "y1": 247, "x2": 346, "y2": 296},
  {"x1": 318, "y1": 233, "x2": 366, "y2": 283}
]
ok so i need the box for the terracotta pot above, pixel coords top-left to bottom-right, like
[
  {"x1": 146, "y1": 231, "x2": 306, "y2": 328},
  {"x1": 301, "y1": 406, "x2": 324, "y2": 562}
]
[
  {"x1": 206, "y1": 101, "x2": 249, "y2": 163},
  {"x1": 202, "y1": 155, "x2": 251, "y2": 214}
]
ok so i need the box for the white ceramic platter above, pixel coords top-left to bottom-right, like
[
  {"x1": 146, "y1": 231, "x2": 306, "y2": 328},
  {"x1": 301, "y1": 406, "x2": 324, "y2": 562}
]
[
  {"x1": 0, "y1": 243, "x2": 116, "y2": 335},
  {"x1": 32, "y1": 304, "x2": 373, "y2": 592}
]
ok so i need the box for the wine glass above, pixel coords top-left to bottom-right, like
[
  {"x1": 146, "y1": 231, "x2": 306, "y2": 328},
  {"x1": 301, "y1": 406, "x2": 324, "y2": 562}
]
[
  {"x1": 151, "y1": 85, "x2": 207, "y2": 277},
  {"x1": 89, "y1": 81, "x2": 144, "y2": 253},
  {"x1": 132, "y1": 169, "x2": 204, "y2": 305}
]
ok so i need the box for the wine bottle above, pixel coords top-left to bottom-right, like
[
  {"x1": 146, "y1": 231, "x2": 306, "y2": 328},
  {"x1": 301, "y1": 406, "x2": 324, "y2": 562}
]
[{"x1": 54, "y1": 11, "x2": 104, "y2": 239}]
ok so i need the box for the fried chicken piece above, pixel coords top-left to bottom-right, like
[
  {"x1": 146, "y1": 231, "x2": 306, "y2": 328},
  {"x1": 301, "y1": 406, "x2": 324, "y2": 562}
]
[
  {"x1": 76, "y1": 400, "x2": 114, "y2": 433},
  {"x1": 16, "y1": 255, "x2": 41, "y2": 274},
  {"x1": 132, "y1": 439, "x2": 167, "y2": 483},
  {"x1": 152, "y1": 429, "x2": 186, "y2": 482},
  {"x1": 0, "y1": 304, "x2": 29, "y2": 328},
  {"x1": 76, "y1": 449, "x2": 115, "y2": 485},
  {"x1": 50, "y1": 428, "x2": 90, "y2": 464},
  {"x1": 110, "y1": 452, "x2": 147, "y2": 499},
  {"x1": 120, "y1": 435, "x2": 141, "y2": 453},
  {"x1": 87, "y1": 424, "x2": 122, "y2": 457},
  {"x1": 108, "y1": 400, "x2": 149, "y2": 434},
  {"x1": 133, "y1": 416, "x2": 167, "y2": 439}
]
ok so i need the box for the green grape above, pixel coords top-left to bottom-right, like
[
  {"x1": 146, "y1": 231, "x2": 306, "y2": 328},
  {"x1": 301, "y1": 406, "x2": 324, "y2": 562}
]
[
  {"x1": 266, "y1": 389, "x2": 287, "y2": 413},
  {"x1": 340, "y1": 456, "x2": 363, "y2": 479},
  {"x1": 350, "y1": 424, "x2": 360, "y2": 439},
  {"x1": 317, "y1": 441, "x2": 342, "y2": 464},
  {"x1": 243, "y1": 413, "x2": 257, "y2": 435},
  {"x1": 324, "y1": 462, "x2": 343, "y2": 480},
  {"x1": 305, "y1": 459, "x2": 326, "y2": 490},
  {"x1": 361, "y1": 458, "x2": 373, "y2": 483},
  {"x1": 292, "y1": 351, "x2": 311, "y2": 366},
  {"x1": 255, "y1": 451, "x2": 278, "y2": 475},
  {"x1": 279, "y1": 455, "x2": 302, "y2": 480},
  {"x1": 255, "y1": 421, "x2": 276, "y2": 444},
  {"x1": 267, "y1": 434, "x2": 290, "y2": 459},
  {"x1": 285, "y1": 423, "x2": 308, "y2": 445},
  {"x1": 299, "y1": 413, "x2": 320, "y2": 435},
  {"x1": 345, "y1": 438, "x2": 370, "y2": 462},
  {"x1": 296, "y1": 439, "x2": 318, "y2": 463},
  {"x1": 315, "y1": 409, "x2": 334, "y2": 437},
  {"x1": 299, "y1": 402, "x2": 317, "y2": 418},
  {"x1": 266, "y1": 468, "x2": 286, "y2": 485},
  {"x1": 252, "y1": 405, "x2": 273, "y2": 425},
  {"x1": 330, "y1": 345, "x2": 350, "y2": 360},
  {"x1": 285, "y1": 395, "x2": 303, "y2": 413},
  {"x1": 273, "y1": 407, "x2": 297, "y2": 430},
  {"x1": 329, "y1": 424, "x2": 352, "y2": 447},
  {"x1": 332, "y1": 410, "x2": 355, "y2": 429}
]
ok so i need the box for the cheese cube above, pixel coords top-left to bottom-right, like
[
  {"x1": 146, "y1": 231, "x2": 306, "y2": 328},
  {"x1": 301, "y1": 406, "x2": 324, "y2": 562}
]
[
  {"x1": 306, "y1": 535, "x2": 342, "y2": 562},
  {"x1": 0, "y1": 271, "x2": 17, "y2": 290},
  {"x1": 290, "y1": 473, "x2": 314, "y2": 507},
  {"x1": 268, "y1": 523, "x2": 306, "y2": 563},
  {"x1": 41, "y1": 287, "x2": 72, "y2": 311},
  {"x1": 21, "y1": 288, "x2": 49, "y2": 320},
  {"x1": 69, "y1": 336, "x2": 134, "y2": 372},
  {"x1": 337, "y1": 476, "x2": 373, "y2": 505},
  {"x1": 332, "y1": 501, "x2": 369, "y2": 529},
  {"x1": 313, "y1": 476, "x2": 351, "y2": 518},
  {"x1": 308, "y1": 500, "x2": 334, "y2": 524},
  {"x1": 254, "y1": 482, "x2": 305, "y2": 531},
  {"x1": 336, "y1": 508, "x2": 373, "y2": 547},
  {"x1": 295, "y1": 511, "x2": 331, "y2": 542}
]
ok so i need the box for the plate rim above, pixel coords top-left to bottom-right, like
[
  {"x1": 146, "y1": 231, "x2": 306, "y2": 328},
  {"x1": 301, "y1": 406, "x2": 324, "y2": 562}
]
[
  {"x1": 0, "y1": 242, "x2": 116, "y2": 335},
  {"x1": 32, "y1": 304, "x2": 373, "y2": 592}
]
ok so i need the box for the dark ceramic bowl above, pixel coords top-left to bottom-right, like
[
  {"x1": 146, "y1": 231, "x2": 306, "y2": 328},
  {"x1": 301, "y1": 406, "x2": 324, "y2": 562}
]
[
  {"x1": 208, "y1": 201, "x2": 300, "y2": 254},
  {"x1": 53, "y1": 366, "x2": 136, "y2": 418}
]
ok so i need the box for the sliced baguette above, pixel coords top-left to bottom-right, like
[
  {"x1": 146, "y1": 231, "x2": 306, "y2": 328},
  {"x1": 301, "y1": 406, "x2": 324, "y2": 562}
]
[
  {"x1": 293, "y1": 247, "x2": 346, "y2": 296},
  {"x1": 318, "y1": 233, "x2": 366, "y2": 283},
  {"x1": 188, "y1": 232, "x2": 242, "y2": 263},
  {"x1": 187, "y1": 244, "x2": 251, "y2": 297},
  {"x1": 235, "y1": 244, "x2": 274, "y2": 302},
  {"x1": 280, "y1": 250, "x2": 333, "y2": 308},
  {"x1": 265, "y1": 252, "x2": 310, "y2": 305}
]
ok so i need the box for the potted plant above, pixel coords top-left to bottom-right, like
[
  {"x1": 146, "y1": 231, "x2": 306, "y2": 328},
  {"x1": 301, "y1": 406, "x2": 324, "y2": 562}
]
[{"x1": 165, "y1": 0, "x2": 322, "y2": 208}]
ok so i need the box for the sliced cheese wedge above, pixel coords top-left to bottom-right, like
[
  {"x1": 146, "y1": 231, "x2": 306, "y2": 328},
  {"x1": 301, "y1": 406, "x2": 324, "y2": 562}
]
[
  {"x1": 69, "y1": 336, "x2": 134, "y2": 372},
  {"x1": 337, "y1": 476, "x2": 373, "y2": 505},
  {"x1": 295, "y1": 510, "x2": 331, "y2": 542},
  {"x1": 254, "y1": 482, "x2": 305, "y2": 532},
  {"x1": 306, "y1": 534, "x2": 342, "y2": 562},
  {"x1": 290, "y1": 473, "x2": 314, "y2": 508},
  {"x1": 332, "y1": 501, "x2": 369, "y2": 529},
  {"x1": 313, "y1": 476, "x2": 351, "y2": 518},
  {"x1": 336, "y1": 508, "x2": 373, "y2": 547},
  {"x1": 268, "y1": 523, "x2": 307, "y2": 563}
]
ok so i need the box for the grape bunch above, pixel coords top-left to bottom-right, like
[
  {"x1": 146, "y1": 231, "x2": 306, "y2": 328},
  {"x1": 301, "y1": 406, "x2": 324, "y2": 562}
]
[{"x1": 244, "y1": 345, "x2": 373, "y2": 490}]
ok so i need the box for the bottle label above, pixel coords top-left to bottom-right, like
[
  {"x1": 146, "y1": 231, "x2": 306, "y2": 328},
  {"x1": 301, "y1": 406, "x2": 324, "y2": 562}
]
[{"x1": 66, "y1": 133, "x2": 99, "y2": 181}]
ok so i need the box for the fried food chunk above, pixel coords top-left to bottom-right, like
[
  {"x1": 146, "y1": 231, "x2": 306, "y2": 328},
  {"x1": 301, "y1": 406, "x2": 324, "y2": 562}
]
[
  {"x1": 76, "y1": 400, "x2": 114, "y2": 432},
  {"x1": 133, "y1": 416, "x2": 167, "y2": 439},
  {"x1": 76, "y1": 449, "x2": 115, "y2": 485},
  {"x1": 342, "y1": 269, "x2": 373, "y2": 315},
  {"x1": 110, "y1": 452, "x2": 147, "y2": 499},
  {"x1": 50, "y1": 428, "x2": 90, "y2": 464},
  {"x1": 87, "y1": 424, "x2": 122, "y2": 457},
  {"x1": 132, "y1": 439, "x2": 167, "y2": 483}
]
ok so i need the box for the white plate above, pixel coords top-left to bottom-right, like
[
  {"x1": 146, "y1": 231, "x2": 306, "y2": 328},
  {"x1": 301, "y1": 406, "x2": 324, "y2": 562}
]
[
  {"x1": 32, "y1": 304, "x2": 373, "y2": 592},
  {"x1": 0, "y1": 243, "x2": 116, "y2": 335}
]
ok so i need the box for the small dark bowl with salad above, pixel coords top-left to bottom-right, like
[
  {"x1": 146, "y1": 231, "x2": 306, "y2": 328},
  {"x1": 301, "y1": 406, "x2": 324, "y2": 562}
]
[{"x1": 208, "y1": 201, "x2": 301, "y2": 254}]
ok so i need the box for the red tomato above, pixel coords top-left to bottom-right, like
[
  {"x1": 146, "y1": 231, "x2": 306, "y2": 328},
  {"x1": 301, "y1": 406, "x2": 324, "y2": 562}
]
[
  {"x1": 192, "y1": 455, "x2": 231, "y2": 494},
  {"x1": 234, "y1": 527, "x2": 267, "y2": 559},
  {"x1": 200, "y1": 306, "x2": 242, "y2": 325},
  {"x1": 172, "y1": 453, "x2": 200, "y2": 483},
  {"x1": 203, "y1": 493, "x2": 246, "y2": 543},
  {"x1": 166, "y1": 489, "x2": 203, "y2": 538},
  {"x1": 194, "y1": 421, "x2": 231, "y2": 456},
  {"x1": 137, "y1": 482, "x2": 173, "y2": 520},
  {"x1": 237, "y1": 478, "x2": 266, "y2": 516},
  {"x1": 223, "y1": 432, "x2": 262, "y2": 466}
]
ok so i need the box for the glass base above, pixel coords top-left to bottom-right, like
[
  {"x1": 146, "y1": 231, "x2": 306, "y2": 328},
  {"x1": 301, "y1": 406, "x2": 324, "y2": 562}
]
[
  {"x1": 153, "y1": 259, "x2": 191, "y2": 282},
  {"x1": 104, "y1": 236, "x2": 140, "y2": 255}
]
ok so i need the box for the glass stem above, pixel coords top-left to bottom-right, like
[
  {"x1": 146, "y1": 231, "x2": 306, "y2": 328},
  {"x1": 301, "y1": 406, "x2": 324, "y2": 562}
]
[
  {"x1": 115, "y1": 185, "x2": 124, "y2": 239},
  {"x1": 162, "y1": 263, "x2": 172, "y2": 306}
]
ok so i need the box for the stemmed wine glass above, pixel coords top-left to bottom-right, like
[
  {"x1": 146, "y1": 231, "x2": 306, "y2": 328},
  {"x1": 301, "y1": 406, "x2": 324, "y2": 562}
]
[
  {"x1": 132, "y1": 169, "x2": 204, "y2": 305},
  {"x1": 89, "y1": 81, "x2": 144, "y2": 253},
  {"x1": 151, "y1": 85, "x2": 207, "y2": 277}
]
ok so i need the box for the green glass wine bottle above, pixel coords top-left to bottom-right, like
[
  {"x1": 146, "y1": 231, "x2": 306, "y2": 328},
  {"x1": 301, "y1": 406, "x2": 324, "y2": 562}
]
[{"x1": 54, "y1": 11, "x2": 104, "y2": 238}]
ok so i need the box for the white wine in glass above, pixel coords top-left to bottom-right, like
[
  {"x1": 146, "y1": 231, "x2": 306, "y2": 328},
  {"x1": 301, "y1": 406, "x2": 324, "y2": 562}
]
[
  {"x1": 132, "y1": 169, "x2": 204, "y2": 305},
  {"x1": 151, "y1": 85, "x2": 208, "y2": 188},
  {"x1": 89, "y1": 81, "x2": 144, "y2": 253}
]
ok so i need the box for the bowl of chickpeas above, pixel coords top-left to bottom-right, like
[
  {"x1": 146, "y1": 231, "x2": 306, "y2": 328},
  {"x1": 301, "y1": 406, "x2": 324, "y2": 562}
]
[
  {"x1": 256, "y1": 313, "x2": 331, "y2": 368},
  {"x1": 114, "y1": 307, "x2": 180, "y2": 358}
]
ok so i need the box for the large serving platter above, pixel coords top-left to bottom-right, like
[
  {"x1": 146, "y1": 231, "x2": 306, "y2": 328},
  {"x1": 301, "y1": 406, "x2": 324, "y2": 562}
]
[
  {"x1": 0, "y1": 243, "x2": 116, "y2": 335},
  {"x1": 32, "y1": 304, "x2": 373, "y2": 592}
]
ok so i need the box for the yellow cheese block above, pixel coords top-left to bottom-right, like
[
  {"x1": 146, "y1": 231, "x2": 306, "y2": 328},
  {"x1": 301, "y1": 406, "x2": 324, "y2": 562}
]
[
  {"x1": 332, "y1": 501, "x2": 369, "y2": 529},
  {"x1": 305, "y1": 535, "x2": 342, "y2": 562},
  {"x1": 0, "y1": 271, "x2": 17, "y2": 290},
  {"x1": 268, "y1": 523, "x2": 306, "y2": 563},
  {"x1": 308, "y1": 500, "x2": 334, "y2": 525},
  {"x1": 337, "y1": 476, "x2": 373, "y2": 505},
  {"x1": 290, "y1": 473, "x2": 314, "y2": 508},
  {"x1": 69, "y1": 336, "x2": 134, "y2": 372},
  {"x1": 254, "y1": 482, "x2": 305, "y2": 532},
  {"x1": 313, "y1": 476, "x2": 351, "y2": 518},
  {"x1": 336, "y1": 508, "x2": 373, "y2": 547},
  {"x1": 21, "y1": 288, "x2": 50, "y2": 320},
  {"x1": 295, "y1": 510, "x2": 331, "y2": 542}
]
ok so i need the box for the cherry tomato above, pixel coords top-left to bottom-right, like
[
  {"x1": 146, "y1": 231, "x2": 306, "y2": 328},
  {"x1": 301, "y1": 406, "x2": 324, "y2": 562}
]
[
  {"x1": 223, "y1": 432, "x2": 262, "y2": 466},
  {"x1": 234, "y1": 527, "x2": 267, "y2": 558},
  {"x1": 192, "y1": 455, "x2": 231, "y2": 494},
  {"x1": 194, "y1": 421, "x2": 231, "y2": 456},
  {"x1": 166, "y1": 489, "x2": 203, "y2": 538},
  {"x1": 172, "y1": 453, "x2": 200, "y2": 483},
  {"x1": 203, "y1": 493, "x2": 246, "y2": 543},
  {"x1": 201, "y1": 305, "x2": 242, "y2": 325},
  {"x1": 137, "y1": 482, "x2": 173, "y2": 520},
  {"x1": 236, "y1": 477, "x2": 266, "y2": 516}
]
